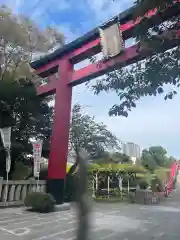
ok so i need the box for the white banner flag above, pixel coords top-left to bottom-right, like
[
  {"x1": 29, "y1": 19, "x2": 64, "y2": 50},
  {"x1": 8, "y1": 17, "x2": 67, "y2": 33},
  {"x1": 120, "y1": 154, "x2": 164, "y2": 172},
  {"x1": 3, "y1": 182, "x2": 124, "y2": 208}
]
[
  {"x1": 0, "y1": 127, "x2": 11, "y2": 173},
  {"x1": 0, "y1": 127, "x2": 11, "y2": 149},
  {"x1": 32, "y1": 140, "x2": 43, "y2": 178}
]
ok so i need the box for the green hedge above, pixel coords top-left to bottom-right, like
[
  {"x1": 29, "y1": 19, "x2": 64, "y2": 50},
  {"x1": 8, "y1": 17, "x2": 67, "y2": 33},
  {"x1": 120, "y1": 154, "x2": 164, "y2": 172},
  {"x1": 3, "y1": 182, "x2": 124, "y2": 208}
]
[
  {"x1": 151, "y1": 168, "x2": 170, "y2": 192},
  {"x1": 154, "y1": 168, "x2": 170, "y2": 183},
  {"x1": 94, "y1": 196, "x2": 123, "y2": 203},
  {"x1": 93, "y1": 190, "x2": 136, "y2": 203},
  {"x1": 88, "y1": 163, "x2": 147, "y2": 174},
  {"x1": 138, "y1": 178, "x2": 149, "y2": 189},
  {"x1": 151, "y1": 176, "x2": 164, "y2": 192},
  {"x1": 24, "y1": 192, "x2": 56, "y2": 213}
]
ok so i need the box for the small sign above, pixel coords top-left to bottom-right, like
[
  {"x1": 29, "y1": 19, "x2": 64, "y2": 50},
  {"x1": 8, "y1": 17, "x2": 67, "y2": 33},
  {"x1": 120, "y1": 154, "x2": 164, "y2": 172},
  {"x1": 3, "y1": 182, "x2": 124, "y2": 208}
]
[
  {"x1": 32, "y1": 140, "x2": 43, "y2": 178},
  {"x1": 99, "y1": 23, "x2": 124, "y2": 58}
]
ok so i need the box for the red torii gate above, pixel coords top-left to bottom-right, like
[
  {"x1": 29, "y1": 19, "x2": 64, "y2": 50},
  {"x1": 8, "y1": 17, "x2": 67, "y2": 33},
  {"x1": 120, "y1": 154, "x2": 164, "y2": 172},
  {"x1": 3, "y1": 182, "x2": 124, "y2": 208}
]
[{"x1": 30, "y1": 2, "x2": 180, "y2": 204}]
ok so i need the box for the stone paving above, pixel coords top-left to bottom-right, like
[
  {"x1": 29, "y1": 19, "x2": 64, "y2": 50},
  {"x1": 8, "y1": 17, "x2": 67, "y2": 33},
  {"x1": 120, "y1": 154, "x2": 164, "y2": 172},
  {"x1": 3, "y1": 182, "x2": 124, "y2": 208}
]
[
  {"x1": 1, "y1": 176, "x2": 180, "y2": 240},
  {"x1": 0, "y1": 199, "x2": 180, "y2": 240}
]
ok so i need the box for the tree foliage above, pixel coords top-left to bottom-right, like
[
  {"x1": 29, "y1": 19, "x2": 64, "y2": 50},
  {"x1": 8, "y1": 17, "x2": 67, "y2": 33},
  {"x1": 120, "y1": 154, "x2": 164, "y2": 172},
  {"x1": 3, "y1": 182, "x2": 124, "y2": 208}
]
[
  {"x1": 69, "y1": 104, "x2": 120, "y2": 160},
  {"x1": 0, "y1": 5, "x2": 63, "y2": 179},
  {"x1": 92, "y1": 151, "x2": 132, "y2": 164},
  {"x1": 88, "y1": 162, "x2": 147, "y2": 174},
  {"x1": 140, "y1": 145, "x2": 174, "y2": 171},
  {"x1": 90, "y1": 0, "x2": 180, "y2": 117},
  {"x1": 132, "y1": 0, "x2": 177, "y2": 18},
  {"x1": 0, "y1": 5, "x2": 64, "y2": 81},
  {"x1": 0, "y1": 79, "x2": 53, "y2": 179}
]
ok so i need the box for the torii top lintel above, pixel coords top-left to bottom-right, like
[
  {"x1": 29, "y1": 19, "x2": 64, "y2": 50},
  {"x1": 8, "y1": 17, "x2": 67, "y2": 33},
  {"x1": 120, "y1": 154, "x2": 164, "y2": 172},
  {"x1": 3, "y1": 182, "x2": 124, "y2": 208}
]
[{"x1": 30, "y1": 1, "x2": 180, "y2": 96}]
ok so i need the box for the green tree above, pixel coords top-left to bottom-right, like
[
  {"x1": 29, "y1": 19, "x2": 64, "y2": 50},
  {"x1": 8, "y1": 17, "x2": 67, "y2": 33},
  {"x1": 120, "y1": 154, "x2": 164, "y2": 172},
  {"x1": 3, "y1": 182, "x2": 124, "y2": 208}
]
[
  {"x1": 164, "y1": 156, "x2": 175, "y2": 167},
  {"x1": 0, "y1": 80, "x2": 54, "y2": 179},
  {"x1": 141, "y1": 149, "x2": 157, "y2": 172},
  {"x1": 0, "y1": 5, "x2": 64, "y2": 82},
  {"x1": 118, "y1": 153, "x2": 132, "y2": 163},
  {"x1": 69, "y1": 104, "x2": 120, "y2": 168},
  {"x1": 148, "y1": 146, "x2": 167, "y2": 166},
  {"x1": 92, "y1": 151, "x2": 132, "y2": 164},
  {"x1": 140, "y1": 146, "x2": 170, "y2": 171},
  {"x1": 90, "y1": 0, "x2": 180, "y2": 117},
  {"x1": 0, "y1": 5, "x2": 64, "y2": 179}
]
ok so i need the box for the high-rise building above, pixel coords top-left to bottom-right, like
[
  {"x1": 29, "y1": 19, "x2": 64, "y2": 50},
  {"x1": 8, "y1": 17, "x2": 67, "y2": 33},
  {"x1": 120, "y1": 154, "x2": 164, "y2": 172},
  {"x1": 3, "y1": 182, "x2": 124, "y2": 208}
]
[{"x1": 122, "y1": 142, "x2": 141, "y2": 163}]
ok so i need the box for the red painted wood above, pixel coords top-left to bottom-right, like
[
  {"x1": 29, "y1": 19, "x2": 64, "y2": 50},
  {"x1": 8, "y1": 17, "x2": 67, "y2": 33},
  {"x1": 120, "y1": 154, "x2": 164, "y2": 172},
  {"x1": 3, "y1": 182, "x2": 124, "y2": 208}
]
[
  {"x1": 68, "y1": 13, "x2": 151, "y2": 62},
  {"x1": 71, "y1": 45, "x2": 139, "y2": 85},
  {"x1": 35, "y1": 1, "x2": 179, "y2": 75},
  {"x1": 69, "y1": 1, "x2": 179, "y2": 62},
  {"x1": 71, "y1": 29, "x2": 180, "y2": 85},
  {"x1": 36, "y1": 80, "x2": 57, "y2": 96},
  {"x1": 35, "y1": 17, "x2": 145, "y2": 75},
  {"x1": 36, "y1": 0, "x2": 180, "y2": 74},
  {"x1": 48, "y1": 59, "x2": 73, "y2": 179},
  {"x1": 69, "y1": 38, "x2": 100, "y2": 60},
  {"x1": 36, "y1": 59, "x2": 60, "y2": 75},
  {"x1": 119, "y1": 0, "x2": 179, "y2": 33}
]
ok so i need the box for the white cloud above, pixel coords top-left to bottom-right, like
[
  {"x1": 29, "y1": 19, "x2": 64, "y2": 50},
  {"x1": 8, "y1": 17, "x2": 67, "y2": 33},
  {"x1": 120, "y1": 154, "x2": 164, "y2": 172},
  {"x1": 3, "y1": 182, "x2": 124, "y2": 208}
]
[
  {"x1": 51, "y1": 24, "x2": 79, "y2": 42},
  {"x1": 2, "y1": 0, "x2": 71, "y2": 25},
  {"x1": 2, "y1": 0, "x2": 78, "y2": 42},
  {"x1": 28, "y1": 0, "x2": 70, "y2": 21}
]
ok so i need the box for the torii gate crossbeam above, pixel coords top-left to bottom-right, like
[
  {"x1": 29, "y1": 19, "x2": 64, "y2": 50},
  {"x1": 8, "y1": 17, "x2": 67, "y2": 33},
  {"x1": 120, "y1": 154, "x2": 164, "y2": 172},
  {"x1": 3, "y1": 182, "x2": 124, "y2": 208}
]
[{"x1": 30, "y1": 1, "x2": 180, "y2": 204}]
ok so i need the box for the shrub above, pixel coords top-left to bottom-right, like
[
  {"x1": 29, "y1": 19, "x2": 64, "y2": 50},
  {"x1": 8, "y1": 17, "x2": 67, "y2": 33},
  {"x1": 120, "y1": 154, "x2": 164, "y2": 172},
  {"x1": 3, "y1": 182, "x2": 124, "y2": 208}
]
[
  {"x1": 12, "y1": 162, "x2": 31, "y2": 180},
  {"x1": 154, "y1": 168, "x2": 169, "y2": 184},
  {"x1": 24, "y1": 192, "x2": 56, "y2": 213},
  {"x1": 88, "y1": 164, "x2": 100, "y2": 173},
  {"x1": 138, "y1": 178, "x2": 149, "y2": 189},
  {"x1": 151, "y1": 177, "x2": 164, "y2": 192},
  {"x1": 94, "y1": 196, "x2": 122, "y2": 202},
  {"x1": 88, "y1": 164, "x2": 147, "y2": 174},
  {"x1": 128, "y1": 192, "x2": 136, "y2": 203},
  {"x1": 96, "y1": 188, "x2": 120, "y2": 197},
  {"x1": 64, "y1": 173, "x2": 77, "y2": 202}
]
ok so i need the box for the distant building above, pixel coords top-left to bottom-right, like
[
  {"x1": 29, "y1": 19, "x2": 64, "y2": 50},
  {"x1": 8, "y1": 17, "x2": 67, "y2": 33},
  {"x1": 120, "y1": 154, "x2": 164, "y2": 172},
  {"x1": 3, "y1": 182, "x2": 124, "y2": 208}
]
[{"x1": 122, "y1": 142, "x2": 141, "y2": 163}]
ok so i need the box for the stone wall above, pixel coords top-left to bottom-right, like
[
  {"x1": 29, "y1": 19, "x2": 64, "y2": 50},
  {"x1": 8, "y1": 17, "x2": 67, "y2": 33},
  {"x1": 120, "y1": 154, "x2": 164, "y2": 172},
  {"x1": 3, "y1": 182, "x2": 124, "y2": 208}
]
[
  {"x1": 135, "y1": 189, "x2": 164, "y2": 205},
  {"x1": 0, "y1": 179, "x2": 46, "y2": 207}
]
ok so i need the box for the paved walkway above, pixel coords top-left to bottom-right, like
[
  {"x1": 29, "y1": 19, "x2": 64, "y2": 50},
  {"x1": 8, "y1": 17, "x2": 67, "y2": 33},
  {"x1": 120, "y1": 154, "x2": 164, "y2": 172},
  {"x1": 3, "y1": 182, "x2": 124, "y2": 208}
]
[
  {"x1": 0, "y1": 200, "x2": 180, "y2": 240},
  {"x1": 0, "y1": 177, "x2": 180, "y2": 240}
]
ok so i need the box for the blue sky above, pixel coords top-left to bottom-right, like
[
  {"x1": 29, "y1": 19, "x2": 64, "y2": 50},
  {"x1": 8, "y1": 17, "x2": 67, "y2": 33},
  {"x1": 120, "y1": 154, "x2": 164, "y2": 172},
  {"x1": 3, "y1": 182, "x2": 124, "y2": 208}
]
[{"x1": 2, "y1": 0, "x2": 180, "y2": 158}]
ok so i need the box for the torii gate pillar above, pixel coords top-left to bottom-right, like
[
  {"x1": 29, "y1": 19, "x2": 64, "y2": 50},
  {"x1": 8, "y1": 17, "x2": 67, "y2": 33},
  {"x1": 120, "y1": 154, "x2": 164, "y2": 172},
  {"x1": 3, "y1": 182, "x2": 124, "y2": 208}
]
[{"x1": 47, "y1": 59, "x2": 73, "y2": 204}]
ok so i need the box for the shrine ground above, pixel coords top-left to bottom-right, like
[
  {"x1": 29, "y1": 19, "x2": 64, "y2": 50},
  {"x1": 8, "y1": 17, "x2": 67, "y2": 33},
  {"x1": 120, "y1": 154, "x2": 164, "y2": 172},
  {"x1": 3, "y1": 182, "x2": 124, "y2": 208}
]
[{"x1": 0, "y1": 192, "x2": 180, "y2": 240}]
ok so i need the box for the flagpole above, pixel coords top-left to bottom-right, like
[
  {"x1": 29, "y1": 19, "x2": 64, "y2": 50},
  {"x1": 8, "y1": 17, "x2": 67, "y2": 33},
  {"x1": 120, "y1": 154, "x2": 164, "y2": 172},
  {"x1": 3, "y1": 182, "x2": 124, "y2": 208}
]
[{"x1": 0, "y1": 127, "x2": 11, "y2": 206}]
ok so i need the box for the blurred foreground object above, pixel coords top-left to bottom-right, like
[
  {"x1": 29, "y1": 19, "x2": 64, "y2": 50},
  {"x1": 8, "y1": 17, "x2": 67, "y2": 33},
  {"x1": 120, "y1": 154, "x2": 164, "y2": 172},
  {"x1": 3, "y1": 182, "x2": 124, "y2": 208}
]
[{"x1": 76, "y1": 148, "x2": 90, "y2": 240}]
